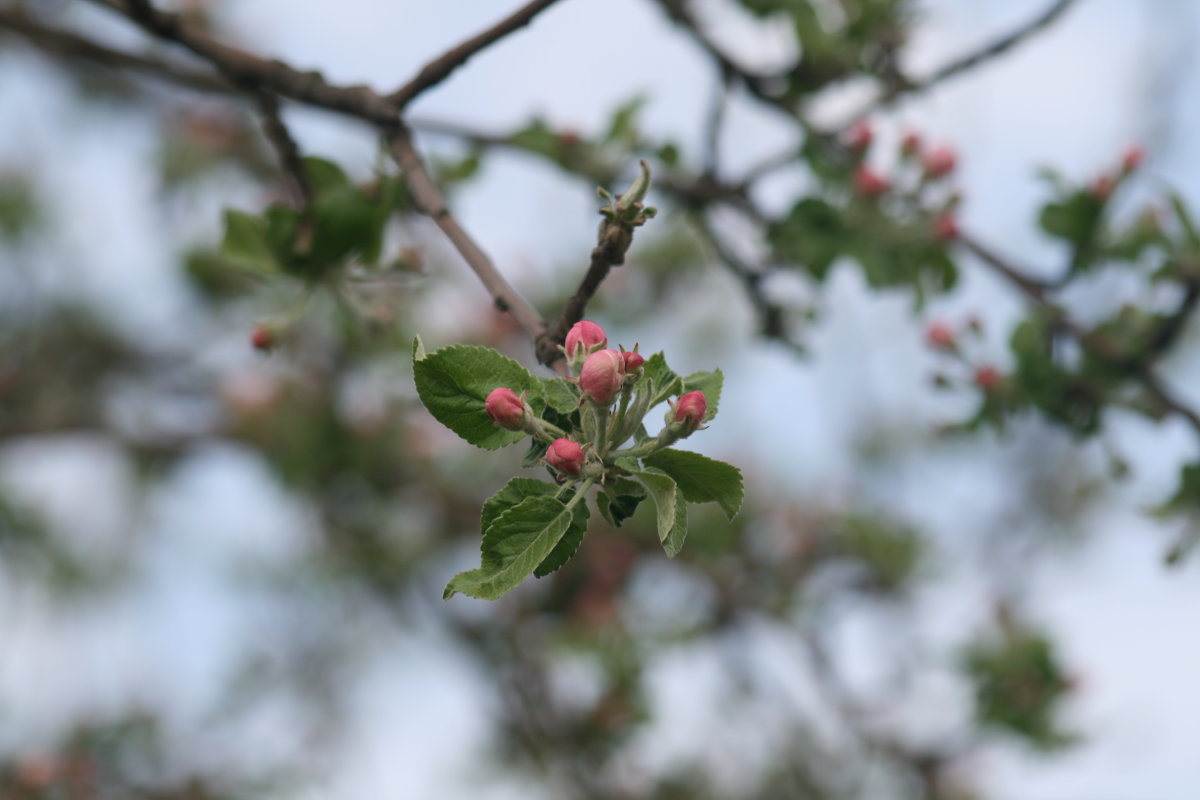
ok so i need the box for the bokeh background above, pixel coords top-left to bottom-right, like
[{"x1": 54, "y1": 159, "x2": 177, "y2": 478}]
[{"x1": 2, "y1": 0, "x2": 1200, "y2": 797}]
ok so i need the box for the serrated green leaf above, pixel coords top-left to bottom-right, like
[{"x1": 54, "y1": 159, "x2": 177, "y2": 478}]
[
  {"x1": 643, "y1": 449, "x2": 743, "y2": 519},
  {"x1": 597, "y1": 478, "x2": 645, "y2": 528},
  {"x1": 682, "y1": 368, "x2": 723, "y2": 421},
  {"x1": 303, "y1": 156, "x2": 351, "y2": 194},
  {"x1": 632, "y1": 468, "x2": 677, "y2": 545},
  {"x1": 220, "y1": 209, "x2": 279, "y2": 274},
  {"x1": 1169, "y1": 193, "x2": 1200, "y2": 252},
  {"x1": 444, "y1": 496, "x2": 573, "y2": 600},
  {"x1": 644, "y1": 352, "x2": 681, "y2": 408},
  {"x1": 479, "y1": 477, "x2": 588, "y2": 577},
  {"x1": 662, "y1": 493, "x2": 688, "y2": 558},
  {"x1": 413, "y1": 344, "x2": 539, "y2": 449},
  {"x1": 307, "y1": 185, "x2": 384, "y2": 269},
  {"x1": 542, "y1": 377, "x2": 582, "y2": 414}
]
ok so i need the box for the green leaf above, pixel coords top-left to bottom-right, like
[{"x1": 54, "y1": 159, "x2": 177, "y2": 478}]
[
  {"x1": 605, "y1": 95, "x2": 647, "y2": 143},
  {"x1": 412, "y1": 343, "x2": 540, "y2": 449},
  {"x1": 1169, "y1": 193, "x2": 1200, "y2": 253},
  {"x1": 542, "y1": 377, "x2": 582, "y2": 414},
  {"x1": 444, "y1": 496, "x2": 575, "y2": 600},
  {"x1": 307, "y1": 185, "x2": 384, "y2": 268},
  {"x1": 769, "y1": 196, "x2": 846, "y2": 279},
  {"x1": 662, "y1": 493, "x2": 688, "y2": 558},
  {"x1": 643, "y1": 352, "x2": 681, "y2": 408},
  {"x1": 632, "y1": 468, "x2": 678, "y2": 546},
  {"x1": 682, "y1": 368, "x2": 723, "y2": 421},
  {"x1": 480, "y1": 478, "x2": 589, "y2": 577},
  {"x1": 643, "y1": 449, "x2": 743, "y2": 520},
  {"x1": 303, "y1": 156, "x2": 351, "y2": 194},
  {"x1": 220, "y1": 210, "x2": 279, "y2": 274},
  {"x1": 597, "y1": 478, "x2": 645, "y2": 528}
]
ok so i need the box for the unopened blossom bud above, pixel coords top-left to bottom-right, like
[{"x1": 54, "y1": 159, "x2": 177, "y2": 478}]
[
  {"x1": 672, "y1": 391, "x2": 707, "y2": 431},
  {"x1": 844, "y1": 121, "x2": 873, "y2": 155},
  {"x1": 925, "y1": 322, "x2": 955, "y2": 350},
  {"x1": 580, "y1": 349, "x2": 625, "y2": 404},
  {"x1": 1091, "y1": 174, "x2": 1115, "y2": 201},
  {"x1": 900, "y1": 130, "x2": 922, "y2": 158},
  {"x1": 923, "y1": 145, "x2": 957, "y2": 179},
  {"x1": 621, "y1": 350, "x2": 645, "y2": 373},
  {"x1": 1122, "y1": 145, "x2": 1144, "y2": 173},
  {"x1": 974, "y1": 365, "x2": 1001, "y2": 392},
  {"x1": 853, "y1": 166, "x2": 889, "y2": 198},
  {"x1": 933, "y1": 212, "x2": 959, "y2": 242},
  {"x1": 485, "y1": 387, "x2": 527, "y2": 430},
  {"x1": 564, "y1": 320, "x2": 607, "y2": 361},
  {"x1": 545, "y1": 438, "x2": 585, "y2": 476},
  {"x1": 250, "y1": 324, "x2": 276, "y2": 352}
]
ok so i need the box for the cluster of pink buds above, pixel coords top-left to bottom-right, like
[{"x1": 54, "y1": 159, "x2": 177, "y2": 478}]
[
  {"x1": 922, "y1": 145, "x2": 957, "y2": 180},
  {"x1": 480, "y1": 319, "x2": 712, "y2": 480},
  {"x1": 924, "y1": 317, "x2": 1005, "y2": 395},
  {"x1": 1090, "y1": 145, "x2": 1145, "y2": 202}
]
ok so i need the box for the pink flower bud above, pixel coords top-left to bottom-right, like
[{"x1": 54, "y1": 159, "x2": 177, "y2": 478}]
[
  {"x1": 250, "y1": 324, "x2": 276, "y2": 352},
  {"x1": 925, "y1": 322, "x2": 955, "y2": 350},
  {"x1": 974, "y1": 365, "x2": 1001, "y2": 392},
  {"x1": 579, "y1": 349, "x2": 624, "y2": 404},
  {"x1": 485, "y1": 387, "x2": 526, "y2": 430},
  {"x1": 843, "y1": 121, "x2": 873, "y2": 155},
  {"x1": 900, "y1": 130, "x2": 922, "y2": 158},
  {"x1": 1122, "y1": 145, "x2": 1144, "y2": 173},
  {"x1": 853, "y1": 166, "x2": 889, "y2": 198},
  {"x1": 1091, "y1": 174, "x2": 1115, "y2": 201},
  {"x1": 923, "y1": 145, "x2": 957, "y2": 179},
  {"x1": 673, "y1": 390, "x2": 707, "y2": 429},
  {"x1": 564, "y1": 320, "x2": 607, "y2": 359},
  {"x1": 621, "y1": 350, "x2": 645, "y2": 372},
  {"x1": 932, "y1": 212, "x2": 959, "y2": 242},
  {"x1": 546, "y1": 438, "x2": 585, "y2": 476}
]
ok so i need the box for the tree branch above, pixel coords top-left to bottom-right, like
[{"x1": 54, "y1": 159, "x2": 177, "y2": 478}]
[
  {"x1": 960, "y1": 233, "x2": 1200, "y2": 435},
  {"x1": 834, "y1": 0, "x2": 1083, "y2": 131},
  {"x1": 252, "y1": 91, "x2": 313, "y2": 209},
  {"x1": 388, "y1": 0, "x2": 564, "y2": 109},
  {"x1": 387, "y1": 128, "x2": 561, "y2": 374},
  {"x1": 84, "y1": 0, "x2": 398, "y2": 123},
  {"x1": 0, "y1": 7, "x2": 233, "y2": 94}
]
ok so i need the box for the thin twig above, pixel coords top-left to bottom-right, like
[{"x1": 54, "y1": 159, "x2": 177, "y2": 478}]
[
  {"x1": 834, "y1": 0, "x2": 1083, "y2": 132},
  {"x1": 0, "y1": 7, "x2": 232, "y2": 94},
  {"x1": 702, "y1": 69, "x2": 733, "y2": 179},
  {"x1": 691, "y1": 212, "x2": 803, "y2": 353},
  {"x1": 387, "y1": 128, "x2": 561, "y2": 374},
  {"x1": 388, "y1": 0, "x2": 564, "y2": 108},
  {"x1": 960, "y1": 233, "x2": 1200, "y2": 435},
  {"x1": 252, "y1": 91, "x2": 313, "y2": 208},
  {"x1": 739, "y1": 0, "x2": 1083, "y2": 185},
  {"x1": 84, "y1": 0, "x2": 398, "y2": 123},
  {"x1": 542, "y1": 214, "x2": 638, "y2": 365},
  {"x1": 650, "y1": 0, "x2": 789, "y2": 113}
]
